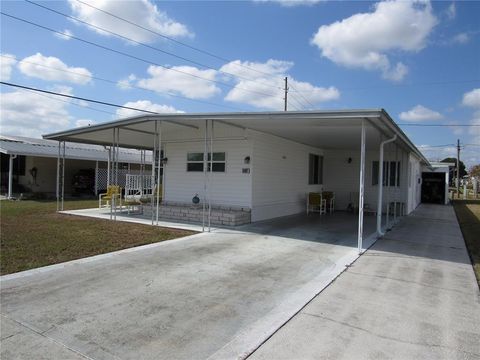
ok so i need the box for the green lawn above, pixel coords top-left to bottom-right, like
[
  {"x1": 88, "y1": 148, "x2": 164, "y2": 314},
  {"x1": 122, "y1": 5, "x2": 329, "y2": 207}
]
[
  {"x1": 453, "y1": 200, "x2": 480, "y2": 288},
  {"x1": 0, "y1": 200, "x2": 195, "y2": 275}
]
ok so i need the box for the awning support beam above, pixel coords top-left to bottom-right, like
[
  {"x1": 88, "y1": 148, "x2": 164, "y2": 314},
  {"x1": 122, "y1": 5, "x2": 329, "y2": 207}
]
[
  {"x1": 8, "y1": 154, "x2": 17, "y2": 199},
  {"x1": 357, "y1": 119, "x2": 366, "y2": 253},
  {"x1": 156, "y1": 122, "x2": 162, "y2": 225}
]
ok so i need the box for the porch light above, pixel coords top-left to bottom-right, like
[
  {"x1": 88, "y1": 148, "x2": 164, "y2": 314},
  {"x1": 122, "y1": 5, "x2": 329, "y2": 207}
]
[{"x1": 347, "y1": 157, "x2": 352, "y2": 164}]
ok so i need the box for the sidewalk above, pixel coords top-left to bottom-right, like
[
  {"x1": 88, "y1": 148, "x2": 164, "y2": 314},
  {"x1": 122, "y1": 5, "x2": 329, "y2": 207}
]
[{"x1": 250, "y1": 204, "x2": 480, "y2": 360}]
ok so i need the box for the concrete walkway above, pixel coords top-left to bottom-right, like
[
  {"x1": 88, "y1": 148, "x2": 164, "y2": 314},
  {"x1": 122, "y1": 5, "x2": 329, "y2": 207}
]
[{"x1": 250, "y1": 204, "x2": 480, "y2": 360}]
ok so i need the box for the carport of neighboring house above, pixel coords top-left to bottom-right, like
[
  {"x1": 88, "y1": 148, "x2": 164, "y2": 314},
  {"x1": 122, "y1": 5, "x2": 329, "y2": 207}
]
[
  {"x1": 43, "y1": 109, "x2": 429, "y2": 252},
  {"x1": 0, "y1": 135, "x2": 152, "y2": 198}
]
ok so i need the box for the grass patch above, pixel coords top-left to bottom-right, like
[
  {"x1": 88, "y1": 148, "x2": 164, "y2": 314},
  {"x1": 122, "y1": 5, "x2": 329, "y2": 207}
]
[
  {"x1": 453, "y1": 200, "x2": 480, "y2": 288},
  {"x1": 0, "y1": 200, "x2": 195, "y2": 275}
]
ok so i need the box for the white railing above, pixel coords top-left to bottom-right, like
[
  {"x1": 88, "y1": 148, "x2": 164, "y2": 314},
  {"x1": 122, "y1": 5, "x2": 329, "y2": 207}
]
[{"x1": 125, "y1": 174, "x2": 155, "y2": 201}]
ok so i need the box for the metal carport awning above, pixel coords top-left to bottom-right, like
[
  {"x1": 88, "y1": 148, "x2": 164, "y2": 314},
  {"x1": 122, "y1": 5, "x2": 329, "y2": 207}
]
[{"x1": 44, "y1": 109, "x2": 430, "y2": 253}]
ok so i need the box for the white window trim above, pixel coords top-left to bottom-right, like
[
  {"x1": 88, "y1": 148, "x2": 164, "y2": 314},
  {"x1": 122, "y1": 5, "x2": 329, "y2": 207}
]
[{"x1": 186, "y1": 151, "x2": 227, "y2": 173}]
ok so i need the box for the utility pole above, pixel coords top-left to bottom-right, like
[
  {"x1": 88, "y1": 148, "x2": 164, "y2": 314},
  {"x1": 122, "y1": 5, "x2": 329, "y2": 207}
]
[
  {"x1": 284, "y1": 77, "x2": 288, "y2": 111},
  {"x1": 457, "y1": 139, "x2": 461, "y2": 198}
]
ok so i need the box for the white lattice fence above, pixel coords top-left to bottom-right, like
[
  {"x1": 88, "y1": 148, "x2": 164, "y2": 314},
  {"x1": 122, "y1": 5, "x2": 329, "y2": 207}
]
[{"x1": 95, "y1": 169, "x2": 146, "y2": 194}]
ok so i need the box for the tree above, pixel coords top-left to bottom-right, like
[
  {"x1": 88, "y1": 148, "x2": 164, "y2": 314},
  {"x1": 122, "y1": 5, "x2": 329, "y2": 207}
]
[
  {"x1": 441, "y1": 157, "x2": 467, "y2": 184},
  {"x1": 469, "y1": 164, "x2": 480, "y2": 179}
]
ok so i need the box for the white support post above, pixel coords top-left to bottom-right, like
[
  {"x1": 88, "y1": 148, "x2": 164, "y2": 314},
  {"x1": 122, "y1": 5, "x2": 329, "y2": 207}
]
[
  {"x1": 114, "y1": 128, "x2": 119, "y2": 221},
  {"x1": 7, "y1": 154, "x2": 17, "y2": 199},
  {"x1": 394, "y1": 144, "x2": 399, "y2": 224},
  {"x1": 156, "y1": 121, "x2": 162, "y2": 225},
  {"x1": 94, "y1": 160, "x2": 99, "y2": 196},
  {"x1": 151, "y1": 123, "x2": 157, "y2": 225},
  {"x1": 107, "y1": 147, "x2": 111, "y2": 187},
  {"x1": 357, "y1": 119, "x2": 366, "y2": 253},
  {"x1": 110, "y1": 130, "x2": 115, "y2": 221},
  {"x1": 376, "y1": 135, "x2": 397, "y2": 236},
  {"x1": 202, "y1": 120, "x2": 208, "y2": 232},
  {"x1": 61, "y1": 141, "x2": 65, "y2": 211},
  {"x1": 56, "y1": 141, "x2": 60, "y2": 211},
  {"x1": 208, "y1": 120, "x2": 213, "y2": 232}
]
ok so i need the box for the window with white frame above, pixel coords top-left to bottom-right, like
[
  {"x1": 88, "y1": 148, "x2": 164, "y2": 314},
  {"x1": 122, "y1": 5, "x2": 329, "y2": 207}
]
[
  {"x1": 187, "y1": 152, "x2": 226, "y2": 172},
  {"x1": 372, "y1": 161, "x2": 400, "y2": 186},
  {"x1": 308, "y1": 154, "x2": 323, "y2": 185}
]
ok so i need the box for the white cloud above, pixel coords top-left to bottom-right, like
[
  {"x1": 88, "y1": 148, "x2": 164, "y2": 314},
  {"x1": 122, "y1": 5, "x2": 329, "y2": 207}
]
[
  {"x1": 68, "y1": 0, "x2": 192, "y2": 43},
  {"x1": 1, "y1": 54, "x2": 16, "y2": 81},
  {"x1": 399, "y1": 105, "x2": 443, "y2": 122},
  {"x1": 446, "y1": 2, "x2": 456, "y2": 20},
  {"x1": 0, "y1": 89, "x2": 72, "y2": 137},
  {"x1": 311, "y1": 0, "x2": 437, "y2": 82},
  {"x1": 117, "y1": 74, "x2": 137, "y2": 90},
  {"x1": 18, "y1": 53, "x2": 92, "y2": 85},
  {"x1": 221, "y1": 59, "x2": 339, "y2": 110},
  {"x1": 382, "y1": 62, "x2": 409, "y2": 82},
  {"x1": 54, "y1": 29, "x2": 74, "y2": 40},
  {"x1": 452, "y1": 33, "x2": 470, "y2": 45},
  {"x1": 462, "y1": 88, "x2": 480, "y2": 108},
  {"x1": 255, "y1": 0, "x2": 323, "y2": 7},
  {"x1": 116, "y1": 100, "x2": 183, "y2": 118},
  {"x1": 137, "y1": 65, "x2": 220, "y2": 99},
  {"x1": 75, "y1": 119, "x2": 96, "y2": 127}
]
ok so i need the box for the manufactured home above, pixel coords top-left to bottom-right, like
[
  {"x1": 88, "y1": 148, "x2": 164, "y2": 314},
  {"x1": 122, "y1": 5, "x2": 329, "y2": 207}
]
[{"x1": 44, "y1": 109, "x2": 432, "y2": 248}]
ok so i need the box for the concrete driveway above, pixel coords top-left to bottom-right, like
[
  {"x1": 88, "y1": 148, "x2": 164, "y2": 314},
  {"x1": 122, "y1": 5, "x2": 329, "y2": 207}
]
[{"x1": 1, "y1": 213, "x2": 372, "y2": 360}]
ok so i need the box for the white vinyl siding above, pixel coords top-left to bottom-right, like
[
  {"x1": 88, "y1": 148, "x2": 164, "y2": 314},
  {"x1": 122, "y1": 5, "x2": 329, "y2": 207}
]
[
  {"x1": 323, "y1": 150, "x2": 409, "y2": 212},
  {"x1": 250, "y1": 130, "x2": 323, "y2": 222},
  {"x1": 164, "y1": 139, "x2": 252, "y2": 208}
]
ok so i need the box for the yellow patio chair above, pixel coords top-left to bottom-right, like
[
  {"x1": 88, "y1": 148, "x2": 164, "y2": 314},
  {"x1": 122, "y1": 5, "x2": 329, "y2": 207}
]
[
  {"x1": 307, "y1": 192, "x2": 326, "y2": 215},
  {"x1": 99, "y1": 185, "x2": 122, "y2": 208}
]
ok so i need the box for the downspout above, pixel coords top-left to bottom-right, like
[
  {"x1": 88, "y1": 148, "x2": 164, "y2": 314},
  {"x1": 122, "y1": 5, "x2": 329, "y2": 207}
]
[
  {"x1": 377, "y1": 135, "x2": 397, "y2": 236},
  {"x1": 8, "y1": 154, "x2": 17, "y2": 199}
]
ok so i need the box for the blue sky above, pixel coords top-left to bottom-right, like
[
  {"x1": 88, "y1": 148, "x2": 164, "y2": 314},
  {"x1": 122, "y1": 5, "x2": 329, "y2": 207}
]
[{"x1": 1, "y1": 0, "x2": 479, "y2": 166}]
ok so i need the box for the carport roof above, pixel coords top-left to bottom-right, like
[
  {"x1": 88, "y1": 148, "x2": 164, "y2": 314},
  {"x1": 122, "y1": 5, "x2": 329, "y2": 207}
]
[
  {"x1": 43, "y1": 109, "x2": 430, "y2": 165},
  {"x1": 0, "y1": 135, "x2": 150, "y2": 163}
]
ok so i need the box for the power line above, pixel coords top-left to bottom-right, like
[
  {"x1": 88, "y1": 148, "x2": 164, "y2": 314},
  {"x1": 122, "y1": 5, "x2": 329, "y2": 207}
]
[
  {"x1": 288, "y1": 95, "x2": 306, "y2": 111},
  {"x1": 74, "y1": 0, "x2": 283, "y2": 80},
  {"x1": 21, "y1": 86, "x2": 119, "y2": 116},
  {"x1": 0, "y1": 81, "x2": 192, "y2": 115},
  {"x1": 417, "y1": 144, "x2": 456, "y2": 148},
  {"x1": 0, "y1": 54, "x2": 243, "y2": 111},
  {"x1": 289, "y1": 93, "x2": 311, "y2": 110},
  {"x1": 289, "y1": 79, "x2": 480, "y2": 93},
  {"x1": 25, "y1": 0, "x2": 283, "y2": 91},
  {"x1": 288, "y1": 83, "x2": 316, "y2": 109},
  {"x1": 0, "y1": 11, "x2": 281, "y2": 100}
]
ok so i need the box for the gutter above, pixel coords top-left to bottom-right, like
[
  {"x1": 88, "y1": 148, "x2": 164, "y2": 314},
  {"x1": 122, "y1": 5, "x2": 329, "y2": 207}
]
[{"x1": 377, "y1": 134, "x2": 397, "y2": 236}]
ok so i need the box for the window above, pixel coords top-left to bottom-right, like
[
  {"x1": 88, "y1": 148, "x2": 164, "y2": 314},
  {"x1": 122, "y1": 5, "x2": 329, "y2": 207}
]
[
  {"x1": 187, "y1": 152, "x2": 226, "y2": 172},
  {"x1": 372, "y1": 161, "x2": 400, "y2": 186},
  {"x1": 308, "y1": 154, "x2": 323, "y2": 185}
]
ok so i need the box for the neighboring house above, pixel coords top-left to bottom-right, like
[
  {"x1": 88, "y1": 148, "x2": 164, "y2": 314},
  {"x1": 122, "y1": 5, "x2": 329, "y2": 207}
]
[
  {"x1": 44, "y1": 109, "x2": 431, "y2": 232},
  {"x1": 0, "y1": 135, "x2": 151, "y2": 198}
]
